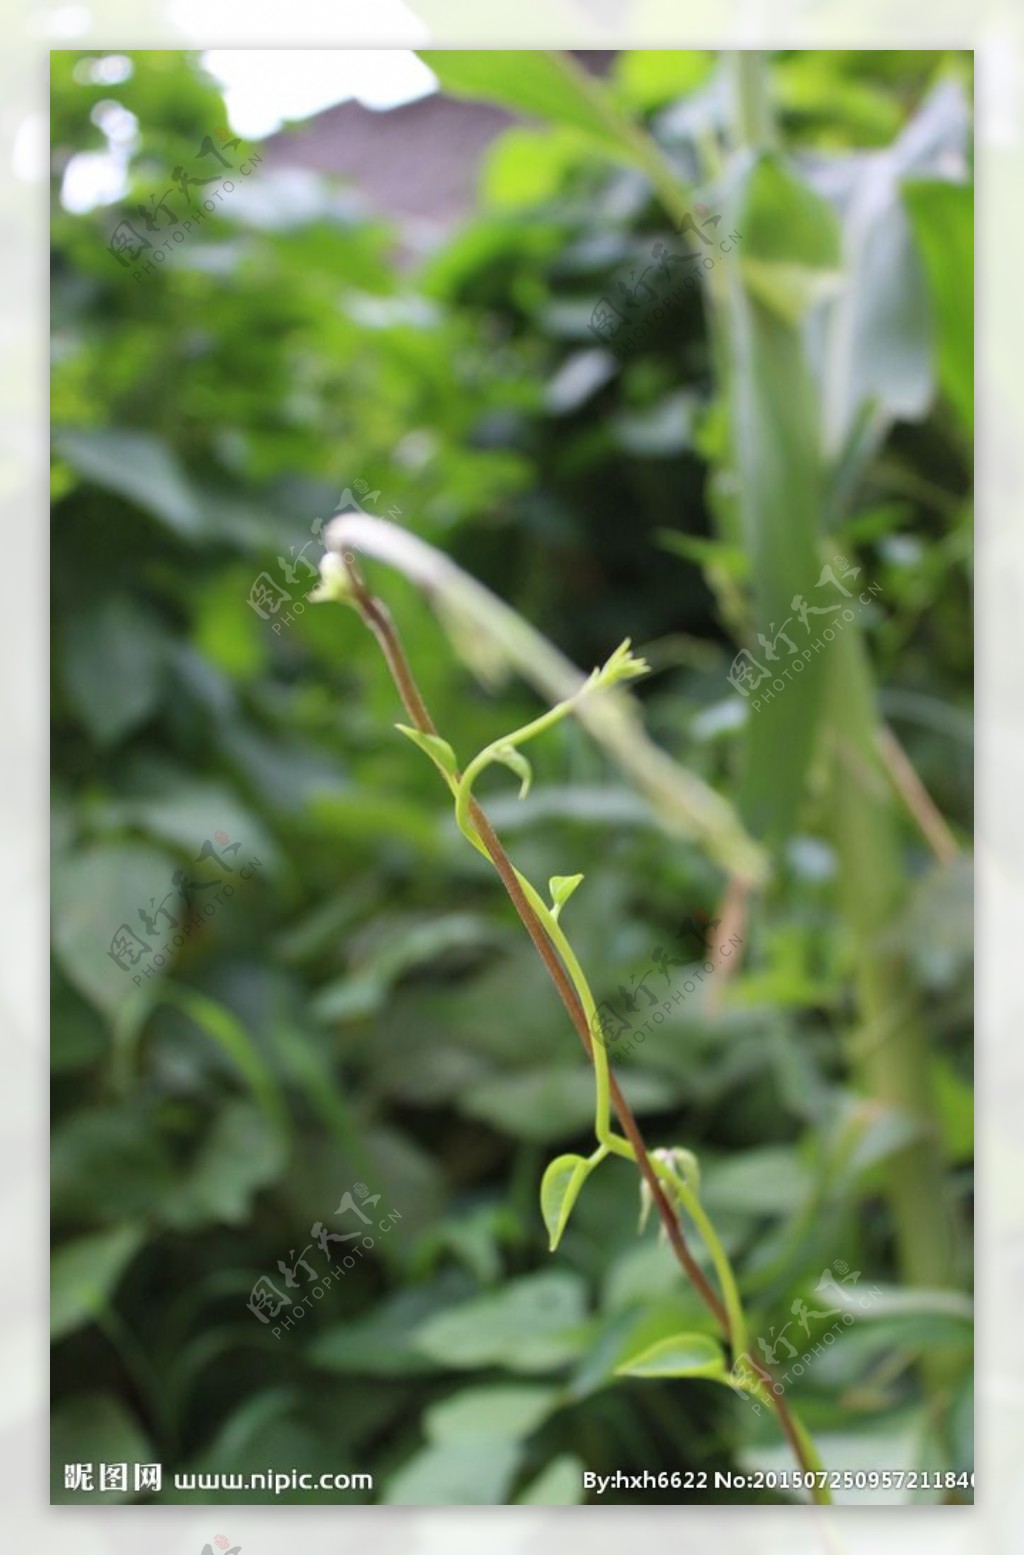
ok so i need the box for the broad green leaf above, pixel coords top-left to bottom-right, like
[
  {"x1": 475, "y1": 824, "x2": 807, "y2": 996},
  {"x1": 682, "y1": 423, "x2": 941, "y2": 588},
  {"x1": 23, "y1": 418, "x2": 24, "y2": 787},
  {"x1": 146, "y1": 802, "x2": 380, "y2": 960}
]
[
  {"x1": 702, "y1": 1146, "x2": 813, "y2": 1216},
  {"x1": 51, "y1": 980, "x2": 107, "y2": 1073},
  {"x1": 740, "y1": 156, "x2": 842, "y2": 269},
  {"x1": 540, "y1": 1152, "x2": 591, "y2": 1250},
  {"x1": 479, "y1": 125, "x2": 585, "y2": 210},
  {"x1": 603, "y1": 1240, "x2": 706, "y2": 1314},
  {"x1": 548, "y1": 872, "x2": 584, "y2": 920},
  {"x1": 60, "y1": 595, "x2": 169, "y2": 746},
  {"x1": 462, "y1": 1065, "x2": 679, "y2": 1144},
  {"x1": 425, "y1": 1384, "x2": 559, "y2": 1444},
  {"x1": 52, "y1": 1106, "x2": 174, "y2": 1227},
  {"x1": 383, "y1": 1438, "x2": 521, "y2": 1505},
  {"x1": 310, "y1": 1287, "x2": 454, "y2": 1378},
  {"x1": 838, "y1": 1103, "x2": 924, "y2": 1185},
  {"x1": 716, "y1": 153, "x2": 837, "y2": 840},
  {"x1": 903, "y1": 177, "x2": 972, "y2": 435},
  {"x1": 825, "y1": 1281, "x2": 973, "y2": 1324},
  {"x1": 614, "y1": 49, "x2": 713, "y2": 110},
  {"x1": 307, "y1": 790, "x2": 441, "y2": 855},
  {"x1": 742, "y1": 257, "x2": 842, "y2": 324},
  {"x1": 51, "y1": 1224, "x2": 144, "y2": 1341},
  {"x1": 51, "y1": 841, "x2": 179, "y2": 1020},
  {"x1": 814, "y1": 78, "x2": 970, "y2": 460},
  {"x1": 517, "y1": 1453, "x2": 585, "y2": 1504},
  {"x1": 412, "y1": 1271, "x2": 589, "y2": 1373},
  {"x1": 491, "y1": 742, "x2": 533, "y2": 799},
  {"x1": 54, "y1": 427, "x2": 203, "y2": 536},
  {"x1": 161, "y1": 1100, "x2": 288, "y2": 1229},
  {"x1": 395, "y1": 723, "x2": 459, "y2": 781},
  {"x1": 310, "y1": 911, "x2": 506, "y2": 1024},
  {"x1": 615, "y1": 1331, "x2": 727, "y2": 1381},
  {"x1": 101, "y1": 778, "x2": 278, "y2": 872}
]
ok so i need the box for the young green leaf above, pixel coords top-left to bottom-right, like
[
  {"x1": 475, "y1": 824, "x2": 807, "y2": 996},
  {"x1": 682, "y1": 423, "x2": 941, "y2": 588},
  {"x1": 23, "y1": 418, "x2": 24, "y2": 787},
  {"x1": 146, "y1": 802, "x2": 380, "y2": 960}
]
[
  {"x1": 614, "y1": 1332, "x2": 727, "y2": 1381},
  {"x1": 491, "y1": 743, "x2": 533, "y2": 799},
  {"x1": 548, "y1": 873, "x2": 584, "y2": 921},
  {"x1": 395, "y1": 724, "x2": 459, "y2": 781},
  {"x1": 308, "y1": 550, "x2": 356, "y2": 605},
  {"x1": 587, "y1": 637, "x2": 651, "y2": 692},
  {"x1": 654, "y1": 1144, "x2": 702, "y2": 1194},
  {"x1": 540, "y1": 1153, "x2": 591, "y2": 1251}
]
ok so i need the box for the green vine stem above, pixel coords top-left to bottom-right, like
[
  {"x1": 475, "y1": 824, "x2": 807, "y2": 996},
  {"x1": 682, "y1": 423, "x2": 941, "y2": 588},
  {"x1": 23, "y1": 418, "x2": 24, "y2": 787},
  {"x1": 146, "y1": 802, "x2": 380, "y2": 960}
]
[{"x1": 314, "y1": 543, "x2": 831, "y2": 1504}]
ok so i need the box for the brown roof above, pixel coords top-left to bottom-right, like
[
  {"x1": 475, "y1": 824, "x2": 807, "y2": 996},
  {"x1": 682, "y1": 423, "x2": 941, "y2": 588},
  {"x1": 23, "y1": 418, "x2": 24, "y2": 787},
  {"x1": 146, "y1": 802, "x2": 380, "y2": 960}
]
[{"x1": 261, "y1": 51, "x2": 617, "y2": 244}]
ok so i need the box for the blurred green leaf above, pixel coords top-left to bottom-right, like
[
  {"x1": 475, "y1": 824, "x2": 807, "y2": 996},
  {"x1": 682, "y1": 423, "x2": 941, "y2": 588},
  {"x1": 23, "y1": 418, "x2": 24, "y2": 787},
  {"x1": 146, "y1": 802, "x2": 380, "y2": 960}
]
[
  {"x1": 719, "y1": 154, "x2": 838, "y2": 839},
  {"x1": 517, "y1": 1453, "x2": 585, "y2": 1503},
  {"x1": 61, "y1": 596, "x2": 169, "y2": 745},
  {"x1": 702, "y1": 1147, "x2": 813, "y2": 1216},
  {"x1": 420, "y1": 50, "x2": 646, "y2": 163},
  {"x1": 384, "y1": 1438, "x2": 522, "y2": 1505},
  {"x1": 904, "y1": 177, "x2": 973, "y2": 434},
  {"x1": 54, "y1": 427, "x2": 203, "y2": 536},
  {"x1": 425, "y1": 1383, "x2": 560, "y2": 1443},
  {"x1": 52, "y1": 841, "x2": 178, "y2": 1018},
  {"x1": 461, "y1": 1065, "x2": 679, "y2": 1143},
  {"x1": 161, "y1": 1100, "x2": 288, "y2": 1229},
  {"x1": 52, "y1": 1225, "x2": 144, "y2": 1341},
  {"x1": 413, "y1": 1271, "x2": 589, "y2": 1372}
]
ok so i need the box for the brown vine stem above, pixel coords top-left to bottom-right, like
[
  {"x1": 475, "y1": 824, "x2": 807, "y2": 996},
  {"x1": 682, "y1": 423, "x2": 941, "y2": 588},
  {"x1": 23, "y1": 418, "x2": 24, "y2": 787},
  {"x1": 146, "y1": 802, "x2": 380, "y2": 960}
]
[{"x1": 341, "y1": 555, "x2": 827, "y2": 1502}]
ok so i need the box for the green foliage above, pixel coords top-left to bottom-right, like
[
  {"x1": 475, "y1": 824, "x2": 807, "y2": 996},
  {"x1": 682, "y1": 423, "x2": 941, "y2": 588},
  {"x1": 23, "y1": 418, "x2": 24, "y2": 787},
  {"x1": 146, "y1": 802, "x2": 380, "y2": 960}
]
[
  {"x1": 615, "y1": 1332, "x2": 728, "y2": 1381},
  {"x1": 51, "y1": 47, "x2": 972, "y2": 1505}
]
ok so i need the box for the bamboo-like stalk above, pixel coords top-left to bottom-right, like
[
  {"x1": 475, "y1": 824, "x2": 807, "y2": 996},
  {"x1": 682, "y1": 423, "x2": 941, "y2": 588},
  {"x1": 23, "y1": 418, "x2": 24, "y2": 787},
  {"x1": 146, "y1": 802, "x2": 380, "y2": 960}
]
[
  {"x1": 718, "y1": 47, "x2": 963, "y2": 1426},
  {"x1": 826, "y1": 626, "x2": 963, "y2": 1398}
]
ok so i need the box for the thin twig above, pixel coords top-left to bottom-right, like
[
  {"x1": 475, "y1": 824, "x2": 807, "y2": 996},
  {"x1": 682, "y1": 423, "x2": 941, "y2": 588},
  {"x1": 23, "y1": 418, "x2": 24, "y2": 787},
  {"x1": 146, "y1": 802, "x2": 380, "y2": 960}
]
[
  {"x1": 706, "y1": 873, "x2": 750, "y2": 1014},
  {"x1": 876, "y1": 723, "x2": 959, "y2": 865}
]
